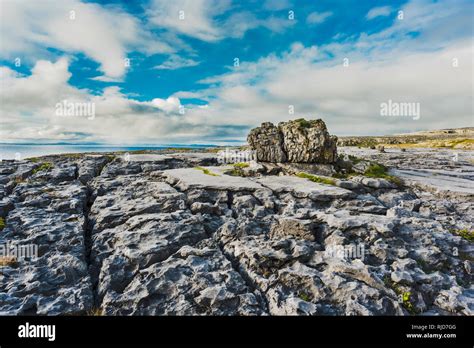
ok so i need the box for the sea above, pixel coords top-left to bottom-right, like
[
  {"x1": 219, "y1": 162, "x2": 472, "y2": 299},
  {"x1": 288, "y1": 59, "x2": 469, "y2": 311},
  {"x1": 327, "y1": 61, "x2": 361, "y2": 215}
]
[{"x1": 0, "y1": 144, "x2": 215, "y2": 160}]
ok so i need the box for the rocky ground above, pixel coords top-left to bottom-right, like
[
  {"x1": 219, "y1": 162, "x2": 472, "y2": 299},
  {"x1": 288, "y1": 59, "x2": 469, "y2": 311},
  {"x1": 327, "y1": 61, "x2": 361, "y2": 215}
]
[{"x1": 0, "y1": 147, "x2": 472, "y2": 315}]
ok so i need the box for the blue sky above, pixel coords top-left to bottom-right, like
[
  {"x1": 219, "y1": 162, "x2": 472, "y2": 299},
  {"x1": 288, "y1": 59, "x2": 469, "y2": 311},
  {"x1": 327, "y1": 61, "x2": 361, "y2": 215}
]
[{"x1": 0, "y1": 0, "x2": 472, "y2": 144}]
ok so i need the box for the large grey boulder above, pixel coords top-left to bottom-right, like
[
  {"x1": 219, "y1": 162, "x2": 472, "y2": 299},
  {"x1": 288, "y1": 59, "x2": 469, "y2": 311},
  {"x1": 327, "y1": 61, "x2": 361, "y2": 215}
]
[
  {"x1": 247, "y1": 122, "x2": 287, "y2": 162},
  {"x1": 247, "y1": 118, "x2": 338, "y2": 164}
]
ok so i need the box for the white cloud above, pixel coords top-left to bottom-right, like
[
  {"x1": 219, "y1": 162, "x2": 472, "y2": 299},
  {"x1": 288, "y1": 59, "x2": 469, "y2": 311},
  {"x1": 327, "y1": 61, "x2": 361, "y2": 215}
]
[
  {"x1": 0, "y1": 0, "x2": 173, "y2": 79},
  {"x1": 223, "y1": 12, "x2": 295, "y2": 38},
  {"x1": 306, "y1": 11, "x2": 333, "y2": 25},
  {"x1": 147, "y1": 0, "x2": 231, "y2": 42},
  {"x1": 0, "y1": 58, "x2": 87, "y2": 114},
  {"x1": 90, "y1": 76, "x2": 124, "y2": 83},
  {"x1": 263, "y1": 0, "x2": 291, "y2": 11},
  {"x1": 185, "y1": 40, "x2": 472, "y2": 137},
  {"x1": 147, "y1": 97, "x2": 181, "y2": 113},
  {"x1": 147, "y1": 0, "x2": 294, "y2": 42},
  {"x1": 171, "y1": 90, "x2": 209, "y2": 101},
  {"x1": 0, "y1": 0, "x2": 295, "y2": 82},
  {"x1": 153, "y1": 56, "x2": 200, "y2": 70},
  {"x1": 0, "y1": 58, "x2": 193, "y2": 144},
  {"x1": 366, "y1": 6, "x2": 392, "y2": 20}
]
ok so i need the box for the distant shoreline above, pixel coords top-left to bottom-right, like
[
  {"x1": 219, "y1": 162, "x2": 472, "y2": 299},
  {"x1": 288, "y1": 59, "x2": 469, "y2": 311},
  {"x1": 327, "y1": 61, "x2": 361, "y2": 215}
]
[{"x1": 0, "y1": 144, "x2": 221, "y2": 160}]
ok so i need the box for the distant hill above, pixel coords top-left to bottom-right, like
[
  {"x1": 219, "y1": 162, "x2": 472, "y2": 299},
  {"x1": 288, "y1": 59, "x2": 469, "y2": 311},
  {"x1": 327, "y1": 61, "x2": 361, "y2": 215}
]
[{"x1": 337, "y1": 127, "x2": 474, "y2": 149}]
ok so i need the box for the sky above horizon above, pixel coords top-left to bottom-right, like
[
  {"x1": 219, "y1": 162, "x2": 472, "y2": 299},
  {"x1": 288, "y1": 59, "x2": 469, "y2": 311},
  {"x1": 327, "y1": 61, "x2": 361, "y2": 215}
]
[{"x1": 0, "y1": 0, "x2": 473, "y2": 145}]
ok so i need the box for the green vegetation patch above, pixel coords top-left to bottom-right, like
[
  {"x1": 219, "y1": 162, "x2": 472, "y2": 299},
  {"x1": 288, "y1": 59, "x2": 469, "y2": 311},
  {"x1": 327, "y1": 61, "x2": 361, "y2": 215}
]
[
  {"x1": 334, "y1": 155, "x2": 403, "y2": 185},
  {"x1": 449, "y1": 229, "x2": 474, "y2": 242},
  {"x1": 435, "y1": 138, "x2": 474, "y2": 149},
  {"x1": 128, "y1": 150, "x2": 150, "y2": 154},
  {"x1": 32, "y1": 162, "x2": 54, "y2": 175},
  {"x1": 194, "y1": 166, "x2": 220, "y2": 176},
  {"x1": 345, "y1": 138, "x2": 378, "y2": 148},
  {"x1": 359, "y1": 139, "x2": 378, "y2": 148},
  {"x1": 401, "y1": 291, "x2": 416, "y2": 315},
  {"x1": 383, "y1": 275, "x2": 417, "y2": 315},
  {"x1": 224, "y1": 163, "x2": 250, "y2": 177},
  {"x1": 0, "y1": 217, "x2": 5, "y2": 231},
  {"x1": 364, "y1": 163, "x2": 388, "y2": 177},
  {"x1": 233, "y1": 162, "x2": 250, "y2": 169},
  {"x1": 363, "y1": 163, "x2": 403, "y2": 186},
  {"x1": 297, "y1": 172, "x2": 336, "y2": 186},
  {"x1": 62, "y1": 153, "x2": 83, "y2": 159},
  {"x1": 294, "y1": 118, "x2": 312, "y2": 129},
  {"x1": 332, "y1": 172, "x2": 349, "y2": 179},
  {"x1": 298, "y1": 292, "x2": 312, "y2": 302},
  {"x1": 348, "y1": 155, "x2": 363, "y2": 164}
]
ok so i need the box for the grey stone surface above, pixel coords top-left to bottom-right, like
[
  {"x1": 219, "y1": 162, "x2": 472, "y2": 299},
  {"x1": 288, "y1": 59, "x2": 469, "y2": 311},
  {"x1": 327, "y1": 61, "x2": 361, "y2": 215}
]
[
  {"x1": 163, "y1": 167, "x2": 263, "y2": 191},
  {"x1": 0, "y1": 147, "x2": 472, "y2": 316},
  {"x1": 248, "y1": 119, "x2": 337, "y2": 163},
  {"x1": 256, "y1": 176, "x2": 353, "y2": 201},
  {"x1": 247, "y1": 122, "x2": 287, "y2": 162}
]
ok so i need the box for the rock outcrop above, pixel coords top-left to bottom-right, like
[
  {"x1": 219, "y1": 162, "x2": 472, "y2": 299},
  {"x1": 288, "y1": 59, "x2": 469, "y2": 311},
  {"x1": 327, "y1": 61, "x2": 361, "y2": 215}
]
[
  {"x1": 247, "y1": 118, "x2": 338, "y2": 164},
  {"x1": 247, "y1": 122, "x2": 287, "y2": 163}
]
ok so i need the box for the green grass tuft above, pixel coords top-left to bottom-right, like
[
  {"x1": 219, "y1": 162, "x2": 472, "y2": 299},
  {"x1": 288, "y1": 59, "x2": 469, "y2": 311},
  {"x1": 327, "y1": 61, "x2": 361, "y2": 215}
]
[
  {"x1": 364, "y1": 163, "x2": 388, "y2": 176},
  {"x1": 227, "y1": 169, "x2": 244, "y2": 177},
  {"x1": 298, "y1": 292, "x2": 312, "y2": 302},
  {"x1": 0, "y1": 217, "x2": 5, "y2": 231},
  {"x1": 332, "y1": 172, "x2": 349, "y2": 179},
  {"x1": 32, "y1": 162, "x2": 54, "y2": 175},
  {"x1": 348, "y1": 155, "x2": 363, "y2": 164},
  {"x1": 297, "y1": 172, "x2": 336, "y2": 186},
  {"x1": 233, "y1": 162, "x2": 250, "y2": 168},
  {"x1": 382, "y1": 275, "x2": 417, "y2": 315},
  {"x1": 294, "y1": 118, "x2": 312, "y2": 128},
  {"x1": 401, "y1": 291, "x2": 416, "y2": 314},
  {"x1": 364, "y1": 163, "x2": 403, "y2": 186},
  {"x1": 449, "y1": 229, "x2": 474, "y2": 242},
  {"x1": 194, "y1": 166, "x2": 220, "y2": 176}
]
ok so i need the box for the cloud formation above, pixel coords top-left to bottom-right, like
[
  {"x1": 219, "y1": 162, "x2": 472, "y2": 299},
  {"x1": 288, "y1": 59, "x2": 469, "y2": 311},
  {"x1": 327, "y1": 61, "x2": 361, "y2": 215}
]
[
  {"x1": 0, "y1": 0, "x2": 172, "y2": 80},
  {"x1": 153, "y1": 56, "x2": 200, "y2": 70},
  {"x1": 306, "y1": 11, "x2": 333, "y2": 25},
  {"x1": 366, "y1": 6, "x2": 392, "y2": 20},
  {"x1": 146, "y1": 0, "x2": 294, "y2": 42},
  {"x1": 0, "y1": 0, "x2": 472, "y2": 144},
  {"x1": 0, "y1": 58, "x2": 192, "y2": 144}
]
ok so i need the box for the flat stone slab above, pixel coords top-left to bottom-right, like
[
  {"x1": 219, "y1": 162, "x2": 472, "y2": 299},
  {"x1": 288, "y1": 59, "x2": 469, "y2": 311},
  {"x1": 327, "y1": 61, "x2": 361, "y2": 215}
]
[
  {"x1": 391, "y1": 168, "x2": 474, "y2": 195},
  {"x1": 125, "y1": 154, "x2": 173, "y2": 162},
  {"x1": 256, "y1": 176, "x2": 353, "y2": 201},
  {"x1": 162, "y1": 167, "x2": 263, "y2": 191}
]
